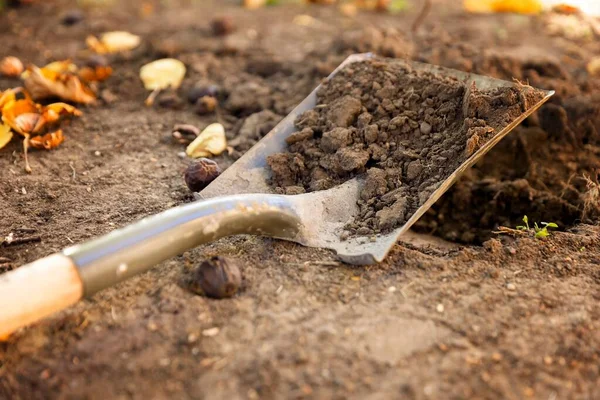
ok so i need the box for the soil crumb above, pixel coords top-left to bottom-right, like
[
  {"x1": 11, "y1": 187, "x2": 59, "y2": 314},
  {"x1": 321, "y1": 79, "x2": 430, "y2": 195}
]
[{"x1": 267, "y1": 58, "x2": 546, "y2": 235}]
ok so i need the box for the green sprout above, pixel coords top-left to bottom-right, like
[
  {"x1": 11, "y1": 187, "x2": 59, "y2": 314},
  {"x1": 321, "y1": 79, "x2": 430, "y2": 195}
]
[
  {"x1": 534, "y1": 222, "x2": 559, "y2": 239},
  {"x1": 515, "y1": 215, "x2": 558, "y2": 239}
]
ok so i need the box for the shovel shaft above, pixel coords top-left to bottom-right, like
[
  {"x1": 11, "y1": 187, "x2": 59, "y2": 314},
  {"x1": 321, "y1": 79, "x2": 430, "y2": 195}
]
[{"x1": 0, "y1": 194, "x2": 301, "y2": 338}]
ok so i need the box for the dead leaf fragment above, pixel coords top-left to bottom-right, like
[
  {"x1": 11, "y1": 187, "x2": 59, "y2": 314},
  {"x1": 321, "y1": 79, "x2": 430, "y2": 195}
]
[
  {"x1": 78, "y1": 66, "x2": 113, "y2": 82},
  {"x1": 30, "y1": 129, "x2": 64, "y2": 150},
  {"x1": 186, "y1": 123, "x2": 227, "y2": 158},
  {"x1": 0, "y1": 56, "x2": 24, "y2": 77},
  {"x1": 0, "y1": 123, "x2": 13, "y2": 150},
  {"x1": 42, "y1": 102, "x2": 82, "y2": 123},
  {"x1": 24, "y1": 65, "x2": 96, "y2": 104},
  {"x1": 0, "y1": 87, "x2": 27, "y2": 111},
  {"x1": 87, "y1": 31, "x2": 141, "y2": 54},
  {"x1": 2, "y1": 99, "x2": 45, "y2": 135},
  {"x1": 463, "y1": 0, "x2": 543, "y2": 14}
]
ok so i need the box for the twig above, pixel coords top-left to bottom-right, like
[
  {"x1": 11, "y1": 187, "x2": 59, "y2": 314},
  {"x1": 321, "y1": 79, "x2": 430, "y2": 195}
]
[
  {"x1": 2, "y1": 236, "x2": 42, "y2": 246},
  {"x1": 411, "y1": 0, "x2": 432, "y2": 35},
  {"x1": 69, "y1": 161, "x2": 77, "y2": 181},
  {"x1": 493, "y1": 226, "x2": 528, "y2": 237}
]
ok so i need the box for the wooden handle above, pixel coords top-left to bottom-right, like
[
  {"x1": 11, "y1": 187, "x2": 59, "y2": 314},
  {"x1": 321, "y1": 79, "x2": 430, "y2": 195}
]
[{"x1": 0, "y1": 254, "x2": 83, "y2": 338}]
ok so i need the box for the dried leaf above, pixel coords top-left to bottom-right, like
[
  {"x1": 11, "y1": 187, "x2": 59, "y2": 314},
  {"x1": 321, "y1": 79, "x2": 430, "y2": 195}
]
[
  {"x1": 0, "y1": 123, "x2": 13, "y2": 150},
  {"x1": 24, "y1": 65, "x2": 96, "y2": 104},
  {"x1": 87, "y1": 31, "x2": 141, "y2": 54},
  {"x1": 1, "y1": 99, "x2": 45, "y2": 135},
  {"x1": 186, "y1": 123, "x2": 227, "y2": 158},
  {"x1": 78, "y1": 66, "x2": 113, "y2": 82},
  {"x1": 42, "y1": 103, "x2": 82, "y2": 123},
  {"x1": 140, "y1": 58, "x2": 186, "y2": 91},
  {"x1": 30, "y1": 129, "x2": 64, "y2": 150},
  {"x1": 0, "y1": 88, "x2": 24, "y2": 111},
  {"x1": 0, "y1": 56, "x2": 24, "y2": 77},
  {"x1": 464, "y1": 0, "x2": 543, "y2": 14},
  {"x1": 21, "y1": 60, "x2": 78, "y2": 80}
]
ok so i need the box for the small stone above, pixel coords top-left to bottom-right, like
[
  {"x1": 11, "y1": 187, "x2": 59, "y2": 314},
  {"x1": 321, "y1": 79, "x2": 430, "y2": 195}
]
[
  {"x1": 420, "y1": 121, "x2": 432, "y2": 135},
  {"x1": 202, "y1": 327, "x2": 220, "y2": 337},
  {"x1": 211, "y1": 16, "x2": 236, "y2": 36},
  {"x1": 94, "y1": 150, "x2": 101, "y2": 156},
  {"x1": 436, "y1": 303, "x2": 445, "y2": 313},
  {"x1": 158, "y1": 92, "x2": 184, "y2": 109},
  {"x1": 60, "y1": 9, "x2": 84, "y2": 26},
  {"x1": 387, "y1": 286, "x2": 397, "y2": 293},
  {"x1": 187, "y1": 333, "x2": 199, "y2": 343},
  {"x1": 506, "y1": 283, "x2": 516, "y2": 291}
]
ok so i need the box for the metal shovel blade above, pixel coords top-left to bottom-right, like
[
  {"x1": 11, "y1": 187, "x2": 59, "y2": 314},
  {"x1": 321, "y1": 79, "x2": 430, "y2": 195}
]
[{"x1": 199, "y1": 53, "x2": 554, "y2": 265}]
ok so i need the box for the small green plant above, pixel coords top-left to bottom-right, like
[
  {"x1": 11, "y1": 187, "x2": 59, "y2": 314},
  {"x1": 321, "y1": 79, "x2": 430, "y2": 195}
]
[{"x1": 516, "y1": 215, "x2": 558, "y2": 239}]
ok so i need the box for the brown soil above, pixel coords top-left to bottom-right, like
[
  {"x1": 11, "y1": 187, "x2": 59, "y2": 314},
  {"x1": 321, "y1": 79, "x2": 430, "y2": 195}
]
[
  {"x1": 1, "y1": 1, "x2": 600, "y2": 399},
  {"x1": 268, "y1": 58, "x2": 545, "y2": 235}
]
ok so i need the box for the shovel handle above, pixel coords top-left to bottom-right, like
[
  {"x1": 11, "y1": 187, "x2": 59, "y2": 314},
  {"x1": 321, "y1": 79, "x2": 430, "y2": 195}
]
[
  {"x1": 0, "y1": 194, "x2": 301, "y2": 338},
  {"x1": 0, "y1": 254, "x2": 83, "y2": 339}
]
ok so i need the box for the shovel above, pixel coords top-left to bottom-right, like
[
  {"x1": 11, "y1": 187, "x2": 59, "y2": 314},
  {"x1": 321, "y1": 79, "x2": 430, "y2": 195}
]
[{"x1": 0, "y1": 54, "x2": 553, "y2": 338}]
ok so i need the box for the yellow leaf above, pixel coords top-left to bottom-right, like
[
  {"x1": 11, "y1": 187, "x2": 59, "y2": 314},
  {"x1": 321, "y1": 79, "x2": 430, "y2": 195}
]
[
  {"x1": 87, "y1": 31, "x2": 141, "y2": 54},
  {"x1": 186, "y1": 123, "x2": 227, "y2": 158},
  {"x1": 139, "y1": 58, "x2": 186, "y2": 91},
  {"x1": 0, "y1": 123, "x2": 13, "y2": 150},
  {"x1": 464, "y1": 0, "x2": 543, "y2": 14}
]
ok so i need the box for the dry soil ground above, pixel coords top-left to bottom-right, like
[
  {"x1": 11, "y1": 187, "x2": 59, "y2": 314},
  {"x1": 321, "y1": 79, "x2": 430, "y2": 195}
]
[{"x1": 0, "y1": 1, "x2": 599, "y2": 399}]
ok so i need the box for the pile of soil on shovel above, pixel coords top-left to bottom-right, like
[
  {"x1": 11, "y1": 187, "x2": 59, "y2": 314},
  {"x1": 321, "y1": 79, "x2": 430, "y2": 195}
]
[{"x1": 267, "y1": 58, "x2": 546, "y2": 236}]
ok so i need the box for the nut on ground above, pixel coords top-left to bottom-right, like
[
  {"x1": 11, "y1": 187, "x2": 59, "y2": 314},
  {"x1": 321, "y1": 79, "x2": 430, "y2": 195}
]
[
  {"x1": 190, "y1": 256, "x2": 242, "y2": 299},
  {"x1": 184, "y1": 158, "x2": 221, "y2": 192}
]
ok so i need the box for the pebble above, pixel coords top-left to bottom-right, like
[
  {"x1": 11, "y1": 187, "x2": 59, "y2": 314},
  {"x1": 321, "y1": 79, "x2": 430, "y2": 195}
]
[
  {"x1": 436, "y1": 303, "x2": 444, "y2": 313},
  {"x1": 506, "y1": 283, "x2": 516, "y2": 291},
  {"x1": 420, "y1": 121, "x2": 432, "y2": 135},
  {"x1": 202, "y1": 327, "x2": 220, "y2": 337}
]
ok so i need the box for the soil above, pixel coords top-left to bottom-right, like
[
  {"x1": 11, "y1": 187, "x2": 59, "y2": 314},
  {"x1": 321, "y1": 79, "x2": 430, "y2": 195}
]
[
  {"x1": 267, "y1": 58, "x2": 546, "y2": 235},
  {"x1": 1, "y1": 1, "x2": 600, "y2": 399}
]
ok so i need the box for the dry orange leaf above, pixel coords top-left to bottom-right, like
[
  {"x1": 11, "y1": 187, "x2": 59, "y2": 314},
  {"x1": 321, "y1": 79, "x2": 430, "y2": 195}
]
[
  {"x1": 24, "y1": 65, "x2": 96, "y2": 104},
  {"x1": 30, "y1": 129, "x2": 64, "y2": 150},
  {"x1": 2, "y1": 99, "x2": 45, "y2": 135},
  {"x1": 0, "y1": 87, "x2": 28, "y2": 112},
  {"x1": 1, "y1": 97, "x2": 81, "y2": 171},
  {"x1": 464, "y1": 0, "x2": 543, "y2": 14},
  {"x1": 78, "y1": 66, "x2": 113, "y2": 82}
]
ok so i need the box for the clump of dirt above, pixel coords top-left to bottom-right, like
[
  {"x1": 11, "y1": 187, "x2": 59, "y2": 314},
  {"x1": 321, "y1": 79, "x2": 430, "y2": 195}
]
[{"x1": 267, "y1": 58, "x2": 545, "y2": 235}]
